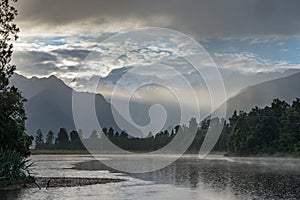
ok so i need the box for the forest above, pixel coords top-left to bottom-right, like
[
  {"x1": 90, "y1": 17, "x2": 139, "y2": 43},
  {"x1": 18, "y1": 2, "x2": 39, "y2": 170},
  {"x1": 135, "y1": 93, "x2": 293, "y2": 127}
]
[{"x1": 34, "y1": 98, "x2": 300, "y2": 156}]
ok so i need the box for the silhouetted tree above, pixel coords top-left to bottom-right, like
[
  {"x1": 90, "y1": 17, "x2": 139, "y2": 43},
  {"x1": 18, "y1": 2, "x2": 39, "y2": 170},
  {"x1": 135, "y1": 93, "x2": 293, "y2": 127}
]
[
  {"x1": 0, "y1": 0, "x2": 33, "y2": 157},
  {"x1": 108, "y1": 127, "x2": 114, "y2": 138},
  {"x1": 45, "y1": 131, "x2": 54, "y2": 146},
  {"x1": 89, "y1": 130, "x2": 99, "y2": 140},
  {"x1": 56, "y1": 128, "x2": 69, "y2": 149},
  {"x1": 70, "y1": 130, "x2": 84, "y2": 150},
  {"x1": 78, "y1": 129, "x2": 83, "y2": 139},
  {"x1": 35, "y1": 129, "x2": 44, "y2": 149},
  {"x1": 147, "y1": 132, "x2": 154, "y2": 138},
  {"x1": 120, "y1": 130, "x2": 128, "y2": 139},
  {"x1": 70, "y1": 130, "x2": 80, "y2": 141},
  {"x1": 87, "y1": 130, "x2": 100, "y2": 150},
  {"x1": 44, "y1": 130, "x2": 54, "y2": 149},
  {"x1": 115, "y1": 131, "x2": 120, "y2": 137},
  {"x1": 102, "y1": 128, "x2": 108, "y2": 136}
]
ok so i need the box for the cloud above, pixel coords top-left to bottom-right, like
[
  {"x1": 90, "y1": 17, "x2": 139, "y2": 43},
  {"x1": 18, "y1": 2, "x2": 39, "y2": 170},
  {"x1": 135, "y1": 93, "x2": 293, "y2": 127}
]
[
  {"x1": 11, "y1": 51, "x2": 58, "y2": 76},
  {"x1": 11, "y1": 1, "x2": 300, "y2": 86},
  {"x1": 12, "y1": 50, "x2": 76, "y2": 77},
  {"x1": 13, "y1": 51, "x2": 57, "y2": 63},
  {"x1": 15, "y1": 0, "x2": 300, "y2": 39},
  {"x1": 212, "y1": 52, "x2": 300, "y2": 73},
  {"x1": 52, "y1": 49, "x2": 90, "y2": 59}
]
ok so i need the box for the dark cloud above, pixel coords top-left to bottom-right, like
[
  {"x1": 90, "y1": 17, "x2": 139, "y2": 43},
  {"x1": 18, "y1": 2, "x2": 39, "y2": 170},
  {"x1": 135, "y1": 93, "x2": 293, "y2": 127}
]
[
  {"x1": 12, "y1": 49, "x2": 95, "y2": 77},
  {"x1": 13, "y1": 51, "x2": 57, "y2": 63},
  {"x1": 52, "y1": 49, "x2": 91, "y2": 60},
  {"x1": 12, "y1": 51, "x2": 59, "y2": 75},
  {"x1": 15, "y1": 0, "x2": 300, "y2": 38}
]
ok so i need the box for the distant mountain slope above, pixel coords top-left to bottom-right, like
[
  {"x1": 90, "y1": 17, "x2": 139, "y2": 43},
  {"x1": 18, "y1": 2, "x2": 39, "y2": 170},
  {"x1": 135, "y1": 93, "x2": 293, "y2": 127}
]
[
  {"x1": 223, "y1": 72, "x2": 300, "y2": 117},
  {"x1": 10, "y1": 74, "x2": 119, "y2": 136},
  {"x1": 10, "y1": 74, "x2": 185, "y2": 137}
]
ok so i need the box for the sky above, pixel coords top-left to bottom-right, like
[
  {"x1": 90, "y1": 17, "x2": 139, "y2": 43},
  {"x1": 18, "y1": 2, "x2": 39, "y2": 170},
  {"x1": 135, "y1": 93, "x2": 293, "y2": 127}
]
[{"x1": 12, "y1": 0, "x2": 300, "y2": 87}]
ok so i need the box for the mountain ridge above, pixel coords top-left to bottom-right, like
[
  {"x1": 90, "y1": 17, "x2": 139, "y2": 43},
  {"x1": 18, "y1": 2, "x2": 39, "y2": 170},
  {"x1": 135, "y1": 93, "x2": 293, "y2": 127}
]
[
  {"x1": 222, "y1": 71, "x2": 300, "y2": 118},
  {"x1": 10, "y1": 69, "x2": 300, "y2": 136}
]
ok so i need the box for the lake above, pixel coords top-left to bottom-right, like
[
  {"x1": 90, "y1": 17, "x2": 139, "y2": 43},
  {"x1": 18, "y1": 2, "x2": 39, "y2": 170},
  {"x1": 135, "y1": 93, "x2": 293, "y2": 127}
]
[{"x1": 1, "y1": 154, "x2": 300, "y2": 200}]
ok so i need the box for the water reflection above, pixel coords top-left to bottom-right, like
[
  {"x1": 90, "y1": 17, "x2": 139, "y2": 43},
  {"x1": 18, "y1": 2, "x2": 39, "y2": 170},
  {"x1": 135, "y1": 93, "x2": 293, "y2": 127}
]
[
  {"x1": 127, "y1": 157, "x2": 300, "y2": 199},
  {"x1": 1, "y1": 155, "x2": 300, "y2": 200}
]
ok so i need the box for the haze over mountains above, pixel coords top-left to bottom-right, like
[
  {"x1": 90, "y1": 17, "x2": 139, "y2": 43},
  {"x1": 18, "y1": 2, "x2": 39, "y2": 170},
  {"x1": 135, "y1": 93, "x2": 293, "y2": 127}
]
[
  {"x1": 224, "y1": 71, "x2": 300, "y2": 118},
  {"x1": 75, "y1": 67, "x2": 300, "y2": 99},
  {"x1": 10, "y1": 68, "x2": 300, "y2": 137}
]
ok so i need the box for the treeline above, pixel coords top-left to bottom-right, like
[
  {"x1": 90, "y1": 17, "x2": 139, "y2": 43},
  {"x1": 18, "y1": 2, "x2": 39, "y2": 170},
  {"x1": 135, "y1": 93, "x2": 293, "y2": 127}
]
[
  {"x1": 34, "y1": 118, "x2": 203, "y2": 152},
  {"x1": 34, "y1": 98, "x2": 300, "y2": 156},
  {"x1": 227, "y1": 98, "x2": 300, "y2": 156}
]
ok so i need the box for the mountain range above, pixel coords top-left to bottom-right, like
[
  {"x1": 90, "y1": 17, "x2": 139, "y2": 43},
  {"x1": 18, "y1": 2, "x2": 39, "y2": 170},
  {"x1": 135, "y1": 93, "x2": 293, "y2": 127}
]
[
  {"x1": 10, "y1": 69, "x2": 300, "y2": 136},
  {"x1": 10, "y1": 74, "x2": 118, "y2": 137}
]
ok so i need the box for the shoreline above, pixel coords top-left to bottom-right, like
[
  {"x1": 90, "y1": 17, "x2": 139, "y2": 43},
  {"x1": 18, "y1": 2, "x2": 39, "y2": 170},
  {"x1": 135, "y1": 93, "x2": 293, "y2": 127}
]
[
  {"x1": 31, "y1": 149, "x2": 299, "y2": 159},
  {"x1": 0, "y1": 177, "x2": 126, "y2": 190}
]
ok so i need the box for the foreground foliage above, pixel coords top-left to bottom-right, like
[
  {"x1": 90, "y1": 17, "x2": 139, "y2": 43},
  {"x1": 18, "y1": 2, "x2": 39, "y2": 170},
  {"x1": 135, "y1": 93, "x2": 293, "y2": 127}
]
[
  {"x1": 0, "y1": 149, "x2": 34, "y2": 187},
  {"x1": 0, "y1": 0, "x2": 33, "y2": 187}
]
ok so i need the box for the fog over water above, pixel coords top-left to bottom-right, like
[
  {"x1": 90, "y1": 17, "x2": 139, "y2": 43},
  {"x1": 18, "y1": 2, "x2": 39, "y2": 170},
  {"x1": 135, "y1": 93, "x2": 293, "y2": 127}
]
[{"x1": 1, "y1": 155, "x2": 300, "y2": 200}]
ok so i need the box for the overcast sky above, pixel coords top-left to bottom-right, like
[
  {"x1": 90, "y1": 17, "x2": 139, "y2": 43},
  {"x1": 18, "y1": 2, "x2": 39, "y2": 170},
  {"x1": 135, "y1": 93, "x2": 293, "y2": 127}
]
[{"x1": 12, "y1": 0, "x2": 300, "y2": 87}]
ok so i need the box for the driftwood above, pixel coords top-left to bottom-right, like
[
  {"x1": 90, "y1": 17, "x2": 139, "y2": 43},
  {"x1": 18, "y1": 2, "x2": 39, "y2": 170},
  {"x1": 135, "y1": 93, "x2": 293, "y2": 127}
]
[
  {"x1": 33, "y1": 180, "x2": 41, "y2": 190},
  {"x1": 46, "y1": 178, "x2": 52, "y2": 189}
]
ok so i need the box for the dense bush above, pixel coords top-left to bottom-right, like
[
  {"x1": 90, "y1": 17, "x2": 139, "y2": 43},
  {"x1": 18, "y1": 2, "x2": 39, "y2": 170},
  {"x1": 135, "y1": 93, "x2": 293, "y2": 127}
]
[{"x1": 0, "y1": 149, "x2": 33, "y2": 186}]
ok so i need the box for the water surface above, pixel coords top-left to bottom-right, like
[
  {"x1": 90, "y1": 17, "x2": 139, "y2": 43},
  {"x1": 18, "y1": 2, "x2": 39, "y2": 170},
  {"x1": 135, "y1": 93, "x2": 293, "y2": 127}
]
[{"x1": 1, "y1": 154, "x2": 300, "y2": 200}]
